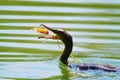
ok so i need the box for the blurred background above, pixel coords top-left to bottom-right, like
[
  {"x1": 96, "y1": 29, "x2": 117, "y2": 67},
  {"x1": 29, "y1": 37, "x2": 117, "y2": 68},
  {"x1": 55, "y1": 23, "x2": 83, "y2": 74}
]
[{"x1": 0, "y1": 0, "x2": 120, "y2": 80}]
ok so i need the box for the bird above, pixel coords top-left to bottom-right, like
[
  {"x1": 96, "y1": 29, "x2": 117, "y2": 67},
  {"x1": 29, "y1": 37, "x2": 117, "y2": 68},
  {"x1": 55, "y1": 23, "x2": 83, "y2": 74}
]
[{"x1": 38, "y1": 24, "x2": 120, "y2": 72}]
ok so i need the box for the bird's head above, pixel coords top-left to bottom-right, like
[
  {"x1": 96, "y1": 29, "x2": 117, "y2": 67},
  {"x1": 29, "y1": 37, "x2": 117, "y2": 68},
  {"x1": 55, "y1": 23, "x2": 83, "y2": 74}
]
[{"x1": 39, "y1": 24, "x2": 72, "y2": 44}]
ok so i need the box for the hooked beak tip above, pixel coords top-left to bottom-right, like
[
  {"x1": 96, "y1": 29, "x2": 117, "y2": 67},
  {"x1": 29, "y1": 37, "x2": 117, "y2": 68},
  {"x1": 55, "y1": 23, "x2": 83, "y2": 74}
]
[{"x1": 40, "y1": 24, "x2": 58, "y2": 34}]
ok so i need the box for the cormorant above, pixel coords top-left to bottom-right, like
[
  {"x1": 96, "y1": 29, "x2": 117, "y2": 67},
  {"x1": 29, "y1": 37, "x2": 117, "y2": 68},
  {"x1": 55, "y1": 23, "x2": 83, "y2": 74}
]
[{"x1": 38, "y1": 24, "x2": 120, "y2": 72}]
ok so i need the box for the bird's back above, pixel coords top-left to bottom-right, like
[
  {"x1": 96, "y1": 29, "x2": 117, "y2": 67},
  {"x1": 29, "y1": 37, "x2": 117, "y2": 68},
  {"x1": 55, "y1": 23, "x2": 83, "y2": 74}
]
[{"x1": 69, "y1": 63, "x2": 120, "y2": 72}]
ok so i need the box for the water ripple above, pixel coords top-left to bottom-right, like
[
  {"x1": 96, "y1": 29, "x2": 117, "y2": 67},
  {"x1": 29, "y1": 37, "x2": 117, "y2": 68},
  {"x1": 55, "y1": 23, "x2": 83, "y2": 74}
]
[
  {"x1": 0, "y1": 0, "x2": 120, "y2": 79},
  {"x1": 0, "y1": 6, "x2": 104, "y2": 13}
]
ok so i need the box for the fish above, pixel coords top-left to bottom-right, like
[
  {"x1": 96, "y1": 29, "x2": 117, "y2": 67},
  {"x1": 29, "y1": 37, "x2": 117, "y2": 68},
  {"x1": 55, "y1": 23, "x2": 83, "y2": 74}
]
[{"x1": 32, "y1": 28, "x2": 49, "y2": 35}]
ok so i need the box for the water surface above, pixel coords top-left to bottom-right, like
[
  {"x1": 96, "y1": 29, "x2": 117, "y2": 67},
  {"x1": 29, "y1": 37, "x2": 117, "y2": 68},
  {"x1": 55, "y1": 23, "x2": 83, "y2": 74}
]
[{"x1": 0, "y1": 0, "x2": 120, "y2": 80}]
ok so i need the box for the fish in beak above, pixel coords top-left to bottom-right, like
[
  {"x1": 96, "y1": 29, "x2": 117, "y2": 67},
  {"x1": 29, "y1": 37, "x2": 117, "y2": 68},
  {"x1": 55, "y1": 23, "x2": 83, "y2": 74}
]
[
  {"x1": 38, "y1": 24, "x2": 61, "y2": 40},
  {"x1": 33, "y1": 24, "x2": 72, "y2": 44}
]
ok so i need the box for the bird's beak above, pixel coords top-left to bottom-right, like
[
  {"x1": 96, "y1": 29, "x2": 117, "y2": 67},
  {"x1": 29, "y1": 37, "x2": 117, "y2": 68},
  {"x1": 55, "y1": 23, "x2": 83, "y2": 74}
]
[
  {"x1": 40, "y1": 24, "x2": 59, "y2": 34},
  {"x1": 38, "y1": 24, "x2": 59, "y2": 39}
]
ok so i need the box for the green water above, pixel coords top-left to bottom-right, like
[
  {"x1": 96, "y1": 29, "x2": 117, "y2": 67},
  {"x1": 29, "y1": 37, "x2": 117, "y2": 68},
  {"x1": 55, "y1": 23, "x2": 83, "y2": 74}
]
[{"x1": 0, "y1": 0, "x2": 120, "y2": 80}]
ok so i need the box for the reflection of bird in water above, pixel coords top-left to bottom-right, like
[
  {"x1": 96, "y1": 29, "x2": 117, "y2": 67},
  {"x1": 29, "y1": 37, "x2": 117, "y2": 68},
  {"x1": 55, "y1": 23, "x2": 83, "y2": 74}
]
[{"x1": 38, "y1": 24, "x2": 120, "y2": 72}]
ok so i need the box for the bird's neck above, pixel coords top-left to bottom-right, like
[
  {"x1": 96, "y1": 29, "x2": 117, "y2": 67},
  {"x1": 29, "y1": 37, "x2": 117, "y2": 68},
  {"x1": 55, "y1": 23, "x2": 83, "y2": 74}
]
[{"x1": 60, "y1": 37, "x2": 73, "y2": 65}]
